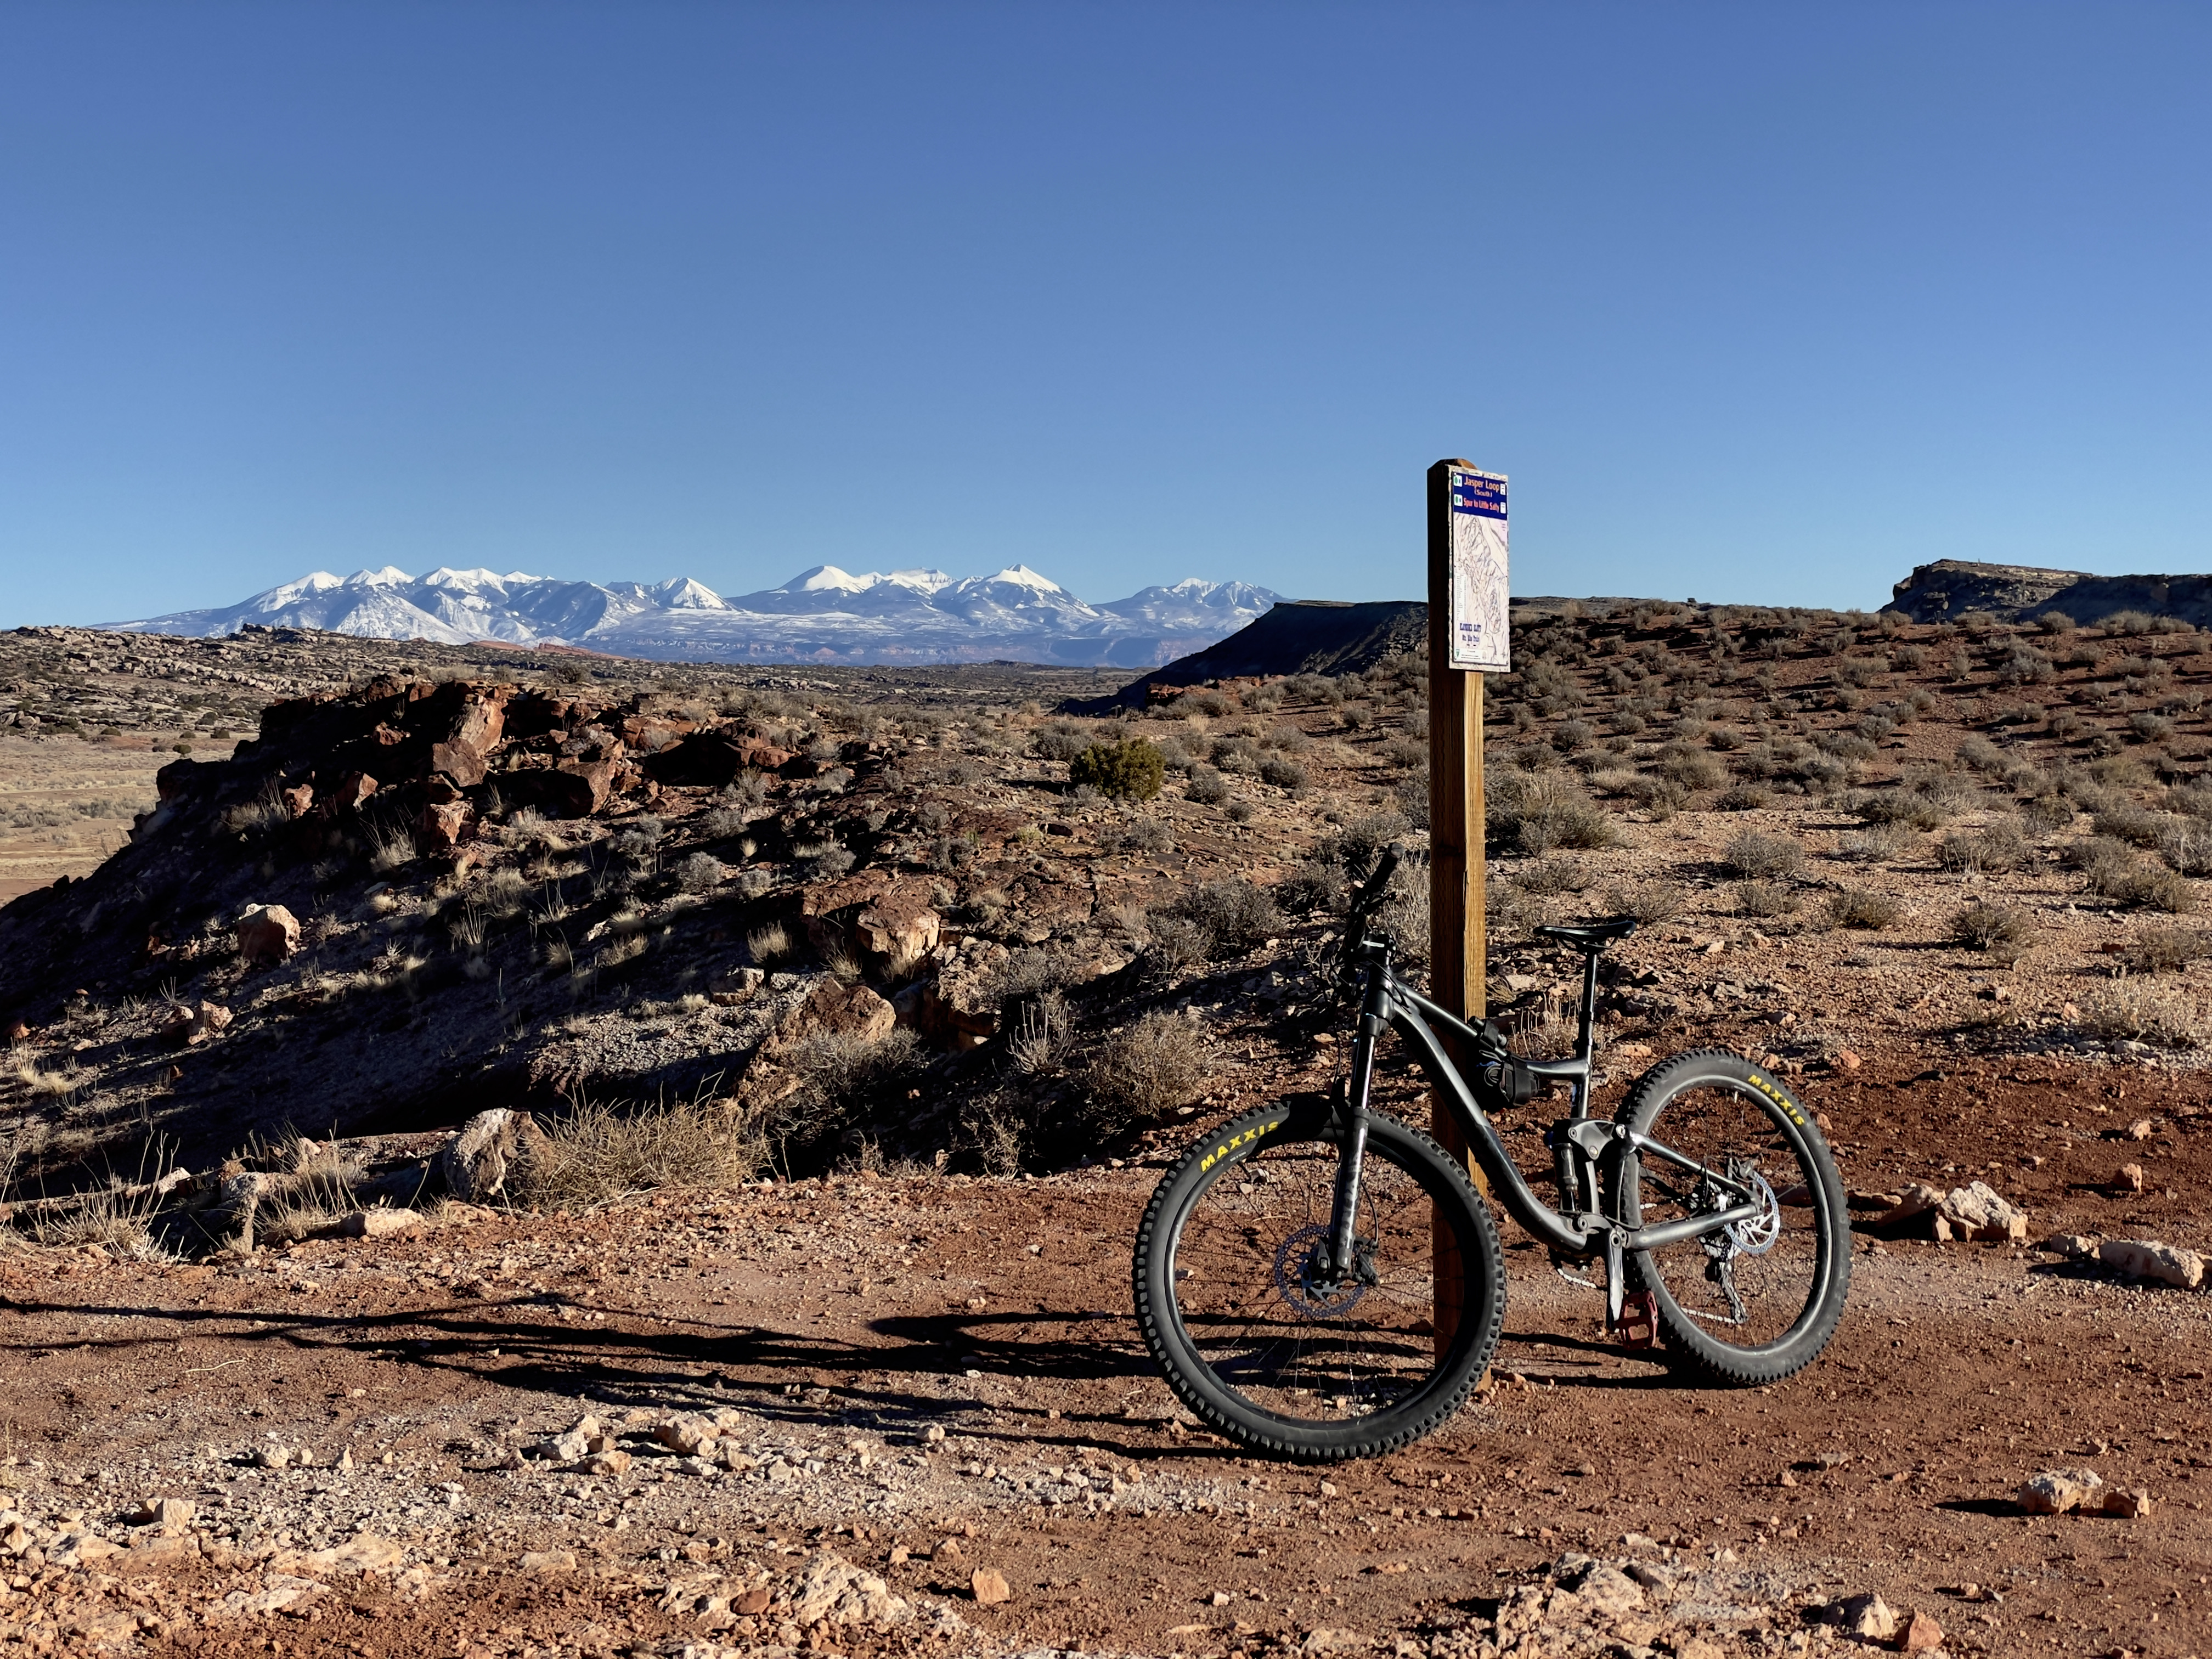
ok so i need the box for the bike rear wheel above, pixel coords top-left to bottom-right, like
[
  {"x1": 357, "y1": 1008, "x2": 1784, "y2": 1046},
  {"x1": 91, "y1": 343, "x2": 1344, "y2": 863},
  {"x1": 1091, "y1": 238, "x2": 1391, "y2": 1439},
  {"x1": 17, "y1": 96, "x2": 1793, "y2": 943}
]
[
  {"x1": 1132, "y1": 1102, "x2": 1504, "y2": 1462},
  {"x1": 1610, "y1": 1050, "x2": 1850, "y2": 1384}
]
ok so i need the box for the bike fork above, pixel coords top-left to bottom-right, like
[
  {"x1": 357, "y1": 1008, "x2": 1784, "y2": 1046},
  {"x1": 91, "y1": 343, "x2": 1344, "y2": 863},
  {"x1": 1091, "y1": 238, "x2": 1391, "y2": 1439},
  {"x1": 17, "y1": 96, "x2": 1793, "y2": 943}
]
[{"x1": 1325, "y1": 1012, "x2": 1383, "y2": 1279}]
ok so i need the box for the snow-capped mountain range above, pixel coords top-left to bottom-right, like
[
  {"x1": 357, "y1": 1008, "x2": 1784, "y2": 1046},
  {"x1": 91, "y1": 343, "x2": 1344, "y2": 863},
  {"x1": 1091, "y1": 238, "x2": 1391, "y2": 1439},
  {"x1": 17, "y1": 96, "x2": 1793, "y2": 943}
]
[{"x1": 110, "y1": 565, "x2": 1284, "y2": 668}]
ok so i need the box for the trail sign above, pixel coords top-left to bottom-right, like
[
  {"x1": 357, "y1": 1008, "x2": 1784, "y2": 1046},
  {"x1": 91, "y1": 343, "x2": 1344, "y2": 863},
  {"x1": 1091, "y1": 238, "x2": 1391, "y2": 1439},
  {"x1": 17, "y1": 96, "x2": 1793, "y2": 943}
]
[{"x1": 1445, "y1": 465, "x2": 1509, "y2": 673}]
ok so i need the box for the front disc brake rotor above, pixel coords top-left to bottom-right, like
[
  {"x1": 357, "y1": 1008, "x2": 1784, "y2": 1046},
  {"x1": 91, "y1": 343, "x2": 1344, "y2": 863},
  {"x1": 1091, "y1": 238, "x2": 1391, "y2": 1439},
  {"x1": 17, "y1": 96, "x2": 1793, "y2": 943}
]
[{"x1": 1272, "y1": 1223, "x2": 1368, "y2": 1318}]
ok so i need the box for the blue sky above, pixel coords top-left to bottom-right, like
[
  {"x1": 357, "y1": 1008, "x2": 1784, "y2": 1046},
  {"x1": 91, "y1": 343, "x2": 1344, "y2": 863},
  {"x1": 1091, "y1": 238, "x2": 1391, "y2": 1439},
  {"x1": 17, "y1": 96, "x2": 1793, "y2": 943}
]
[{"x1": 4, "y1": 3, "x2": 2210, "y2": 626}]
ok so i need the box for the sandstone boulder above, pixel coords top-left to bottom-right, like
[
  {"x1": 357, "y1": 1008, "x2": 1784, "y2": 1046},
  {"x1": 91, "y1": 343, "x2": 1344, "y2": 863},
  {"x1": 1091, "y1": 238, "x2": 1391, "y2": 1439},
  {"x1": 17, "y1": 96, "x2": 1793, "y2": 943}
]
[
  {"x1": 325, "y1": 771, "x2": 378, "y2": 812},
  {"x1": 125, "y1": 1497, "x2": 196, "y2": 1533},
  {"x1": 501, "y1": 765, "x2": 603, "y2": 819},
  {"x1": 642, "y1": 731, "x2": 794, "y2": 787},
  {"x1": 416, "y1": 799, "x2": 475, "y2": 853},
  {"x1": 791, "y1": 979, "x2": 896, "y2": 1043},
  {"x1": 856, "y1": 891, "x2": 943, "y2": 964},
  {"x1": 429, "y1": 689, "x2": 509, "y2": 787},
  {"x1": 235, "y1": 904, "x2": 300, "y2": 964},
  {"x1": 437, "y1": 1108, "x2": 548, "y2": 1203},
  {"x1": 554, "y1": 758, "x2": 618, "y2": 814}
]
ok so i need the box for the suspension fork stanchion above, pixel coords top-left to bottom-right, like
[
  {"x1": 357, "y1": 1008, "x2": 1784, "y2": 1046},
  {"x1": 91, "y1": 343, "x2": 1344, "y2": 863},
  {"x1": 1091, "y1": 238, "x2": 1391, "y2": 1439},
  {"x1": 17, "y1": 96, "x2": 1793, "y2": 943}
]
[{"x1": 1326, "y1": 1007, "x2": 1383, "y2": 1281}]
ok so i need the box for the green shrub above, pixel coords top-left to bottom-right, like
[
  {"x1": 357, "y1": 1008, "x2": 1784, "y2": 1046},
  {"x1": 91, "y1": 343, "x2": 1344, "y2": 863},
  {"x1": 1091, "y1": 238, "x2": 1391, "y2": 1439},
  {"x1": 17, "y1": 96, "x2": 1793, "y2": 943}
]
[{"x1": 1069, "y1": 739, "x2": 1166, "y2": 801}]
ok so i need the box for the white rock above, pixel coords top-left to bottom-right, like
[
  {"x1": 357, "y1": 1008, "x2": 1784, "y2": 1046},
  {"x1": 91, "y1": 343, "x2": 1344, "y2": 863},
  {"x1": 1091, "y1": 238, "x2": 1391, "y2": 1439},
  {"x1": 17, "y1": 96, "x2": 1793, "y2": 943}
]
[
  {"x1": 341, "y1": 1208, "x2": 422, "y2": 1238},
  {"x1": 2018, "y1": 1468, "x2": 2103, "y2": 1515},
  {"x1": 1836, "y1": 1593, "x2": 1897, "y2": 1640},
  {"x1": 2098, "y1": 1238, "x2": 2206, "y2": 1290},
  {"x1": 791, "y1": 1550, "x2": 911, "y2": 1627}
]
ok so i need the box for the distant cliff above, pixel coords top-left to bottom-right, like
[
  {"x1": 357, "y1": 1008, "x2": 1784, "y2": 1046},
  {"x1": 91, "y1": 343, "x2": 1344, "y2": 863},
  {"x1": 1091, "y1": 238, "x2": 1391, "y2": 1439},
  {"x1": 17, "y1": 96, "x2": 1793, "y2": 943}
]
[{"x1": 1886, "y1": 559, "x2": 2212, "y2": 627}]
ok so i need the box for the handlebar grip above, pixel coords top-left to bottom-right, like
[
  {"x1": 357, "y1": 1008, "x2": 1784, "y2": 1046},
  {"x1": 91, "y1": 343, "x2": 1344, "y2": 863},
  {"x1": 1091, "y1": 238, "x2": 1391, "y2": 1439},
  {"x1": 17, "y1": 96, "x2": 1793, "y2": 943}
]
[{"x1": 1357, "y1": 844, "x2": 1402, "y2": 909}]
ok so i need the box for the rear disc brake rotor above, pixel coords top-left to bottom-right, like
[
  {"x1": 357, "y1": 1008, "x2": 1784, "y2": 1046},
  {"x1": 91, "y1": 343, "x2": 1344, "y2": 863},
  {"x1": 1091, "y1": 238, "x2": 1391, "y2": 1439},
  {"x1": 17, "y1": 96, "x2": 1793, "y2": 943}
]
[{"x1": 1725, "y1": 1165, "x2": 1782, "y2": 1256}]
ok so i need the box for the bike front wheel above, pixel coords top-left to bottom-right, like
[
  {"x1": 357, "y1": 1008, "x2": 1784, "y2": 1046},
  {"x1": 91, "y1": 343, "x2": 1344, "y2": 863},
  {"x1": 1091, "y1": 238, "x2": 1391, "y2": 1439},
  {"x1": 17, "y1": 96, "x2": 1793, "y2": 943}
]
[
  {"x1": 1132, "y1": 1102, "x2": 1504, "y2": 1462},
  {"x1": 1610, "y1": 1049, "x2": 1850, "y2": 1384}
]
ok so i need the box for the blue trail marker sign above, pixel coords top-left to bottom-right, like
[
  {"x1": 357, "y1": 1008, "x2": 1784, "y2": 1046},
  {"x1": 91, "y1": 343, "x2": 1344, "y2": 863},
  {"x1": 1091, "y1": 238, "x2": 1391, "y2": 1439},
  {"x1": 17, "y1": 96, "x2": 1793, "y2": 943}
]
[{"x1": 1446, "y1": 465, "x2": 1510, "y2": 673}]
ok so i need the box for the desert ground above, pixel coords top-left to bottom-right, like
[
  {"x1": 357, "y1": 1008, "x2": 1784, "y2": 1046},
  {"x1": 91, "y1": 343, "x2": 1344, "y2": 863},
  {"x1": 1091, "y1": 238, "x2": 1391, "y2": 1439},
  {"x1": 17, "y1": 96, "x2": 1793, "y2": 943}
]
[{"x1": 3, "y1": 601, "x2": 2210, "y2": 1657}]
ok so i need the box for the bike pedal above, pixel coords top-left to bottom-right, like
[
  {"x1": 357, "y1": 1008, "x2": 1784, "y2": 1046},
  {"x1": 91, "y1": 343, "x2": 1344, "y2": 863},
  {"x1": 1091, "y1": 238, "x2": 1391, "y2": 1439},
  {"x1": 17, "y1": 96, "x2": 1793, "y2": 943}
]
[{"x1": 1614, "y1": 1290, "x2": 1661, "y2": 1350}]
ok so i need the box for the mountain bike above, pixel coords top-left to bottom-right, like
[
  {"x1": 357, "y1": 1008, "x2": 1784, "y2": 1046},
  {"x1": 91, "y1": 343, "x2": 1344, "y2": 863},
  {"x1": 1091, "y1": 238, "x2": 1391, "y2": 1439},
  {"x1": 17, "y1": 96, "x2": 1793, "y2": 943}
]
[{"x1": 1131, "y1": 846, "x2": 1850, "y2": 1462}]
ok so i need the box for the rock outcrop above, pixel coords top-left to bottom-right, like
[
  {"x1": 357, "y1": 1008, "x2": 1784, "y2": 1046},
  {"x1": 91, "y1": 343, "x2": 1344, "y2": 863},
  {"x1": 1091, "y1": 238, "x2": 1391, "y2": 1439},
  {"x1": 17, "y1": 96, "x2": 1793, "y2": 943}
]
[{"x1": 1886, "y1": 558, "x2": 2212, "y2": 628}]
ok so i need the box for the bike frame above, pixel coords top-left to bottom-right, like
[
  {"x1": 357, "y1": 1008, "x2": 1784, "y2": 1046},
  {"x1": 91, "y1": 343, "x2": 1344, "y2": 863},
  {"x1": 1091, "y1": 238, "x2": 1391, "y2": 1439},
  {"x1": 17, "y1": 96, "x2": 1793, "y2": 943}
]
[{"x1": 1325, "y1": 941, "x2": 1764, "y2": 1309}]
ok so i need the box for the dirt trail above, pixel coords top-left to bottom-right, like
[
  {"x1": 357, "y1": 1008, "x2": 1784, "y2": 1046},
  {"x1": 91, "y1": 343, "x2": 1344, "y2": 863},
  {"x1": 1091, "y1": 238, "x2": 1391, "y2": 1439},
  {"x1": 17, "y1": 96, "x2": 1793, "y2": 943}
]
[{"x1": 3, "y1": 1074, "x2": 2210, "y2": 1658}]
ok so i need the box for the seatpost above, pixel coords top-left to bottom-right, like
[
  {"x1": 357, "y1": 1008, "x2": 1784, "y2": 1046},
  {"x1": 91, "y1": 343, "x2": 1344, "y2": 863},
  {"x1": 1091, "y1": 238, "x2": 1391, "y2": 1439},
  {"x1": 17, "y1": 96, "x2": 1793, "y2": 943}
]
[{"x1": 1575, "y1": 950, "x2": 1600, "y2": 1062}]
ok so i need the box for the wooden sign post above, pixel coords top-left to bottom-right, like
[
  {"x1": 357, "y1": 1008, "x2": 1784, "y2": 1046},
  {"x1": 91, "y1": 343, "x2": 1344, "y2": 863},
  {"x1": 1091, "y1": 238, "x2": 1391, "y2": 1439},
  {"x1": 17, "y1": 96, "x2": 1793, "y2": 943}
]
[{"x1": 1426, "y1": 458, "x2": 1509, "y2": 1352}]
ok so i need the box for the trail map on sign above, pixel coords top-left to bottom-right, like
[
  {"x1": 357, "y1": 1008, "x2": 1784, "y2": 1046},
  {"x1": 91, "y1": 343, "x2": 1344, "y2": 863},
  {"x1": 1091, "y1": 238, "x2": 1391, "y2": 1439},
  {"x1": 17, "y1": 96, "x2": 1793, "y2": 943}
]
[{"x1": 1447, "y1": 467, "x2": 1509, "y2": 673}]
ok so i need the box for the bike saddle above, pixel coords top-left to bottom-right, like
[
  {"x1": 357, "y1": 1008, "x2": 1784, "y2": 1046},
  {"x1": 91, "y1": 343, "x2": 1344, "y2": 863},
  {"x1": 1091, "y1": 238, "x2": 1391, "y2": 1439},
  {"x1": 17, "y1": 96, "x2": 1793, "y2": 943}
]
[{"x1": 1533, "y1": 917, "x2": 1638, "y2": 952}]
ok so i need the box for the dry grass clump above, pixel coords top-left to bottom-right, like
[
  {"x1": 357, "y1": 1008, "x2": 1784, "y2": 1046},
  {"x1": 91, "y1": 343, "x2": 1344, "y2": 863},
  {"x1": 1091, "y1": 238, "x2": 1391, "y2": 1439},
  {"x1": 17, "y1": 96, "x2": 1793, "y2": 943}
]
[
  {"x1": 1160, "y1": 879, "x2": 1282, "y2": 960},
  {"x1": 2158, "y1": 817, "x2": 2212, "y2": 877},
  {"x1": 1655, "y1": 746, "x2": 1727, "y2": 791},
  {"x1": 1836, "y1": 823, "x2": 1912, "y2": 863},
  {"x1": 1488, "y1": 768, "x2": 1616, "y2": 855},
  {"x1": 1086, "y1": 1011, "x2": 1215, "y2": 1128},
  {"x1": 1829, "y1": 890, "x2": 1904, "y2": 929},
  {"x1": 1515, "y1": 859, "x2": 1591, "y2": 897},
  {"x1": 516, "y1": 1096, "x2": 765, "y2": 1206},
  {"x1": 1733, "y1": 879, "x2": 1800, "y2": 918},
  {"x1": 2074, "y1": 836, "x2": 2200, "y2": 911},
  {"x1": 2078, "y1": 981, "x2": 2205, "y2": 1048},
  {"x1": 2129, "y1": 924, "x2": 2210, "y2": 974},
  {"x1": 1007, "y1": 989, "x2": 1070, "y2": 1076},
  {"x1": 2092, "y1": 804, "x2": 2169, "y2": 848},
  {"x1": 1184, "y1": 767, "x2": 1229, "y2": 806},
  {"x1": 746, "y1": 922, "x2": 793, "y2": 964},
  {"x1": 1721, "y1": 830, "x2": 1804, "y2": 879},
  {"x1": 1949, "y1": 900, "x2": 2034, "y2": 952},
  {"x1": 1277, "y1": 811, "x2": 1410, "y2": 916},
  {"x1": 1937, "y1": 819, "x2": 2030, "y2": 874},
  {"x1": 2115, "y1": 866, "x2": 2198, "y2": 912},
  {"x1": 676, "y1": 851, "x2": 726, "y2": 891},
  {"x1": 1600, "y1": 881, "x2": 1686, "y2": 926},
  {"x1": 1850, "y1": 775, "x2": 1962, "y2": 831}
]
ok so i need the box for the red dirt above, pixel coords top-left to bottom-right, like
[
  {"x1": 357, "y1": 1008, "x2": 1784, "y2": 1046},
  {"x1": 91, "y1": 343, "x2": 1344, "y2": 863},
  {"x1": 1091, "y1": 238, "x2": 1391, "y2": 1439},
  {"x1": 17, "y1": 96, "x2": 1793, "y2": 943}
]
[{"x1": 4, "y1": 1056, "x2": 2209, "y2": 1657}]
